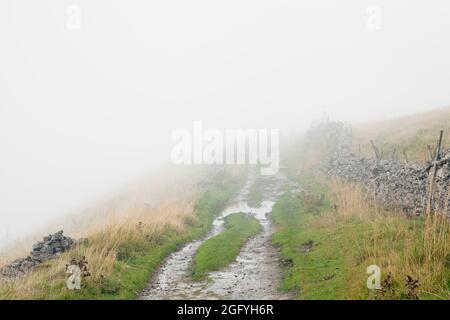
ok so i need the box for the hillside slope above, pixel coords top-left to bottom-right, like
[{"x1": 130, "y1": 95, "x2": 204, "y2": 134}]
[
  {"x1": 0, "y1": 166, "x2": 245, "y2": 299},
  {"x1": 353, "y1": 106, "x2": 450, "y2": 163},
  {"x1": 275, "y1": 108, "x2": 450, "y2": 300}
]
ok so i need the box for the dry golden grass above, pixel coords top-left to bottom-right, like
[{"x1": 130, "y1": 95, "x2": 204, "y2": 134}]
[
  {"x1": 0, "y1": 165, "x2": 200, "y2": 264},
  {"x1": 0, "y1": 165, "x2": 201, "y2": 299},
  {"x1": 0, "y1": 242, "x2": 118, "y2": 299},
  {"x1": 329, "y1": 180, "x2": 379, "y2": 219},
  {"x1": 328, "y1": 179, "x2": 450, "y2": 299},
  {"x1": 0, "y1": 196, "x2": 197, "y2": 299}
]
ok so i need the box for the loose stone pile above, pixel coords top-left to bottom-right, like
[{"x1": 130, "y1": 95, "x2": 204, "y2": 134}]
[{"x1": 1, "y1": 230, "x2": 76, "y2": 278}]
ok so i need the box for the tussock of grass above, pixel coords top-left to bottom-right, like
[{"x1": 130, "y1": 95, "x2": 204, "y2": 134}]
[
  {"x1": 192, "y1": 213, "x2": 261, "y2": 281},
  {"x1": 330, "y1": 179, "x2": 450, "y2": 299}
]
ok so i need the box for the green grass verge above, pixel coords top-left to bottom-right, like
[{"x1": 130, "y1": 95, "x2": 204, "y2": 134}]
[
  {"x1": 192, "y1": 213, "x2": 261, "y2": 280},
  {"x1": 271, "y1": 182, "x2": 450, "y2": 299},
  {"x1": 272, "y1": 191, "x2": 371, "y2": 299}
]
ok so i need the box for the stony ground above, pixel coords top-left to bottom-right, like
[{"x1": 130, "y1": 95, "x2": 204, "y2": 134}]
[{"x1": 139, "y1": 170, "x2": 295, "y2": 300}]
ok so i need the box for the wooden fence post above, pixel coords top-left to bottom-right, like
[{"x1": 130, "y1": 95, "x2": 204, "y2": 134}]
[
  {"x1": 402, "y1": 150, "x2": 409, "y2": 165},
  {"x1": 426, "y1": 130, "x2": 444, "y2": 216},
  {"x1": 370, "y1": 140, "x2": 381, "y2": 163}
]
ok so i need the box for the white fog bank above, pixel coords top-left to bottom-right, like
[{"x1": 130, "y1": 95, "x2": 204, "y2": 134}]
[{"x1": 1, "y1": 0, "x2": 450, "y2": 247}]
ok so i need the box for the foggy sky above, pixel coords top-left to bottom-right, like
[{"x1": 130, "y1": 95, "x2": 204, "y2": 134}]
[{"x1": 1, "y1": 0, "x2": 450, "y2": 246}]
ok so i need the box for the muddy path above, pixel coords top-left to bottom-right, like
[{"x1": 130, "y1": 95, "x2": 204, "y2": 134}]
[{"x1": 139, "y1": 169, "x2": 296, "y2": 300}]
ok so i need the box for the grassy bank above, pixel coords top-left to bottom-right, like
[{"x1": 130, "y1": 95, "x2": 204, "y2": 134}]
[
  {"x1": 0, "y1": 168, "x2": 244, "y2": 300},
  {"x1": 272, "y1": 114, "x2": 450, "y2": 300},
  {"x1": 272, "y1": 153, "x2": 450, "y2": 299},
  {"x1": 192, "y1": 213, "x2": 261, "y2": 280},
  {"x1": 271, "y1": 181, "x2": 354, "y2": 299},
  {"x1": 272, "y1": 170, "x2": 450, "y2": 300}
]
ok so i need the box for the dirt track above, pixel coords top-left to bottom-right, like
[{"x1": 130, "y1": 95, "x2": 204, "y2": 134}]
[{"x1": 139, "y1": 170, "x2": 294, "y2": 300}]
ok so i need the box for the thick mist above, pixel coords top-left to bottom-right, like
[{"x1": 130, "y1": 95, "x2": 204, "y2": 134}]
[{"x1": 1, "y1": 0, "x2": 450, "y2": 247}]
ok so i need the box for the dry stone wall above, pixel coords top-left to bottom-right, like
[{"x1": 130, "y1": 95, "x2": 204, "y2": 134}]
[{"x1": 313, "y1": 121, "x2": 450, "y2": 215}]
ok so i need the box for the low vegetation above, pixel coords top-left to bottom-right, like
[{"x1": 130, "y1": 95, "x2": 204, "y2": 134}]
[{"x1": 192, "y1": 213, "x2": 261, "y2": 280}]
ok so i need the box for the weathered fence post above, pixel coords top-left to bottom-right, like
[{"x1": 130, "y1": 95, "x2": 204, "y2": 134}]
[
  {"x1": 426, "y1": 130, "x2": 444, "y2": 216},
  {"x1": 370, "y1": 140, "x2": 381, "y2": 163},
  {"x1": 402, "y1": 150, "x2": 409, "y2": 165}
]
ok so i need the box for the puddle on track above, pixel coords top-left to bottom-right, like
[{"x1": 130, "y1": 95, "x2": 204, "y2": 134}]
[{"x1": 139, "y1": 169, "x2": 295, "y2": 300}]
